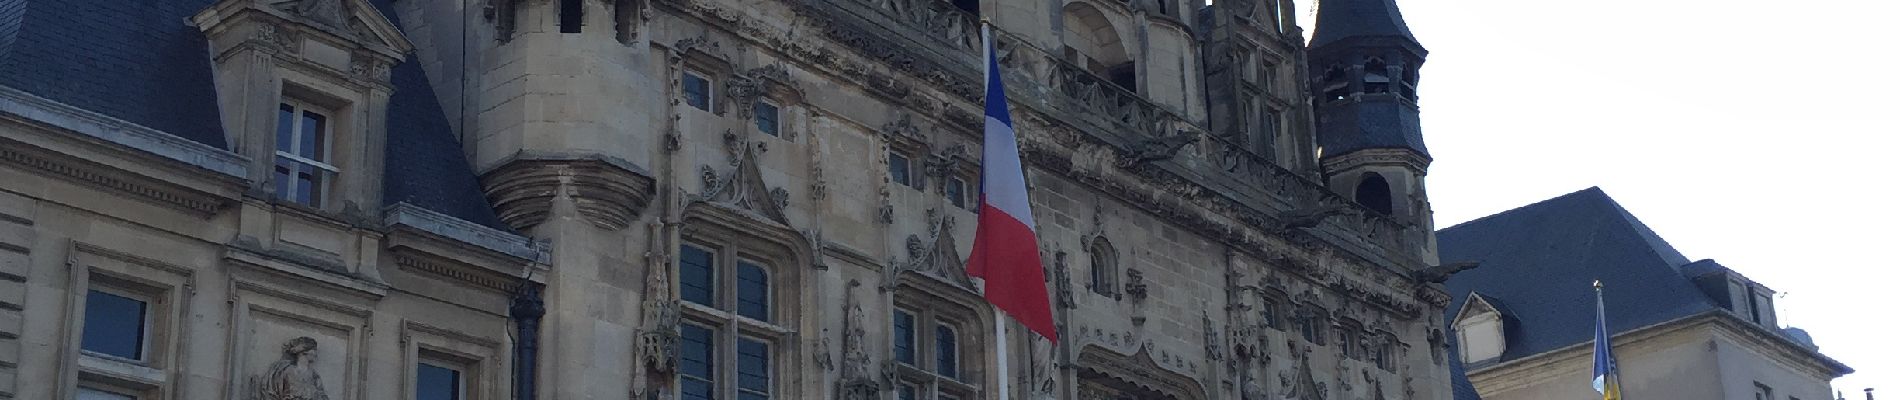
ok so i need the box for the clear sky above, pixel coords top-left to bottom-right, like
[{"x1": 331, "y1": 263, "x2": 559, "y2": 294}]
[{"x1": 1283, "y1": 0, "x2": 1900, "y2": 394}]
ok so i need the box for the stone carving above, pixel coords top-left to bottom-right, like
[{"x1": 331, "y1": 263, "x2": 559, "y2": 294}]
[
  {"x1": 1412, "y1": 261, "x2": 1480, "y2": 284},
  {"x1": 348, "y1": 57, "x2": 390, "y2": 82},
  {"x1": 1427, "y1": 329, "x2": 1445, "y2": 366},
  {"x1": 1118, "y1": 130, "x2": 1200, "y2": 168},
  {"x1": 888, "y1": 209, "x2": 976, "y2": 290},
  {"x1": 1028, "y1": 335, "x2": 1058, "y2": 399},
  {"x1": 836, "y1": 280, "x2": 878, "y2": 400},
  {"x1": 1277, "y1": 203, "x2": 1352, "y2": 229},
  {"x1": 729, "y1": 64, "x2": 792, "y2": 119},
  {"x1": 639, "y1": 225, "x2": 681, "y2": 376},
  {"x1": 880, "y1": 113, "x2": 925, "y2": 144},
  {"x1": 697, "y1": 133, "x2": 790, "y2": 223},
  {"x1": 1124, "y1": 268, "x2": 1148, "y2": 301},
  {"x1": 1052, "y1": 251, "x2": 1075, "y2": 309},
  {"x1": 815, "y1": 333, "x2": 835, "y2": 371},
  {"x1": 293, "y1": 0, "x2": 346, "y2": 28},
  {"x1": 1204, "y1": 310, "x2": 1223, "y2": 362},
  {"x1": 247, "y1": 337, "x2": 329, "y2": 400},
  {"x1": 852, "y1": 0, "x2": 979, "y2": 51}
]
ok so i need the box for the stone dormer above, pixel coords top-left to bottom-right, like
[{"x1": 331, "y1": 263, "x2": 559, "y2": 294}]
[
  {"x1": 193, "y1": 0, "x2": 414, "y2": 217},
  {"x1": 1452, "y1": 292, "x2": 1511, "y2": 366}
]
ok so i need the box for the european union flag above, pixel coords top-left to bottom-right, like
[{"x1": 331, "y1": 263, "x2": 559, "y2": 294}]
[{"x1": 1593, "y1": 281, "x2": 1622, "y2": 400}]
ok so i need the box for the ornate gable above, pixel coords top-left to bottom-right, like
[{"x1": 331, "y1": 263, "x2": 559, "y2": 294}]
[{"x1": 696, "y1": 131, "x2": 791, "y2": 224}]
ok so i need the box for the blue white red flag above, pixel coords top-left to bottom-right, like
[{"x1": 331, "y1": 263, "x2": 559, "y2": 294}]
[{"x1": 966, "y1": 23, "x2": 1058, "y2": 343}]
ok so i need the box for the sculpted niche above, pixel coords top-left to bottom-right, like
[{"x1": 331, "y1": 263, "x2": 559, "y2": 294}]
[{"x1": 248, "y1": 336, "x2": 330, "y2": 400}]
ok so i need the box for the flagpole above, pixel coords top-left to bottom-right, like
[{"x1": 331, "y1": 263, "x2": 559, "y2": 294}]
[{"x1": 980, "y1": 19, "x2": 1011, "y2": 400}]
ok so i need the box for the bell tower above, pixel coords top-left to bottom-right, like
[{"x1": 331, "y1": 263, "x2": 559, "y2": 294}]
[{"x1": 1307, "y1": 0, "x2": 1436, "y2": 262}]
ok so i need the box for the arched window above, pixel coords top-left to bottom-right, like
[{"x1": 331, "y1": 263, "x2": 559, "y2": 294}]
[
  {"x1": 1322, "y1": 66, "x2": 1350, "y2": 102},
  {"x1": 1355, "y1": 173, "x2": 1393, "y2": 215},
  {"x1": 1062, "y1": 3, "x2": 1137, "y2": 92},
  {"x1": 1363, "y1": 59, "x2": 1391, "y2": 94},
  {"x1": 1088, "y1": 237, "x2": 1118, "y2": 298}
]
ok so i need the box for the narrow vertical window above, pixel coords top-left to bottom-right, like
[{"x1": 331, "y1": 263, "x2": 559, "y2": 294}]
[
  {"x1": 888, "y1": 152, "x2": 913, "y2": 188},
  {"x1": 559, "y1": 0, "x2": 583, "y2": 33},
  {"x1": 678, "y1": 324, "x2": 716, "y2": 400},
  {"x1": 679, "y1": 245, "x2": 716, "y2": 306},
  {"x1": 893, "y1": 309, "x2": 916, "y2": 365},
  {"x1": 946, "y1": 177, "x2": 969, "y2": 210},
  {"x1": 682, "y1": 72, "x2": 712, "y2": 111},
  {"x1": 753, "y1": 102, "x2": 781, "y2": 137},
  {"x1": 1338, "y1": 328, "x2": 1357, "y2": 359},
  {"x1": 737, "y1": 337, "x2": 772, "y2": 400},
  {"x1": 416, "y1": 361, "x2": 464, "y2": 400},
  {"x1": 81, "y1": 289, "x2": 148, "y2": 360},
  {"x1": 1088, "y1": 238, "x2": 1116, "y2": 297},
  {"x1": 1261, "y1": 299, "x2": 1281, "y2": 330},
  {"x1": 736, "y1": 261, "x2": 770, "y2": 321},
  {"x1": 934, "y1": 324, "x2": 958, "y2": 380},
  {"x1": 273, "y1": 102, "x2": 335, "y2": 208}
]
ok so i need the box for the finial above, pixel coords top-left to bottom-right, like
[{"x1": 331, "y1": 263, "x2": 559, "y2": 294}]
[{"x1": 1593, "y1": 280, "x2": 1603, "y2": 290}]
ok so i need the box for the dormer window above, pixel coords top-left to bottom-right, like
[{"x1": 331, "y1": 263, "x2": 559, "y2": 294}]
[{"x1": 273, "y1": 101, "x2": 337, "y2": 208}]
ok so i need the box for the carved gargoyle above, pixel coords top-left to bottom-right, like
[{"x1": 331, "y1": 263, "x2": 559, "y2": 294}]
[
  {"x1": 1118, "y1": 130, "x2": 1200, "y2": 168},
  {"x1": 1276, "y1": 203, "x2": 1352, "y2": 229},
  {"x1": 1411, "y1": 261, "x2": 1480, "y2": 284}
]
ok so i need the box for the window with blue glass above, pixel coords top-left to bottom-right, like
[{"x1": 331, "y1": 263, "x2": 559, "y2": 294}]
[
  {"x1": 737, "y1": 337, "x2": 771, "y2": 400},
  {"x1": 889, "y1": 152, "x2": 914, "y2": 188},
  {"x1": 897, "y1": 383, "x2": 918, "y2": 400},
  {"x1": 945, "y1": 176, "x2": 971, "y2": 211},
  {"x1": 675, "y1": 232, "x2": 791, "y2": 400},
  {"x1": 893, "y1": 309, "x2": 916, "y2": 365},
  {"x1": 273, "y1": 101, "x2": 335, "y2": 208},
  {"x1": 81, "y1": 289, "x2": 148, "y2": 360},
  {"x1": 753, "y1": 101, "x2": 780, "y2": 137},
  {"x1": 934, "y1": 324, "x2": 958, "y2": 379},
  {"x1": 683, "y1": 71, "x2": 712, "y2": 111},
  {"x1": 678, "y1": 324, "x2": 716, "y2": 400},
  {"x1": 680, "y1": 244, "x2": 716, "y2": 307},
  {"x1": 416, "y1": 360, "x2": 463, "y2": 400},
  {"x1": 737, "y1": 262, "x2": 770, "y2": 321}
]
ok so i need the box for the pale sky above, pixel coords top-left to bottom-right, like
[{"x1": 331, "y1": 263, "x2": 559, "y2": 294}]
[{"x1": 1281, "y1": 0, "x2": 1898, "y2": 394}]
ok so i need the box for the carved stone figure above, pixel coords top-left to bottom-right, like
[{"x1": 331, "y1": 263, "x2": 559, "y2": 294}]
[
  {"x1": 249, "y1": 336, "x2": 329, "y2": 400},
  {"x1": 294, "y1": 0, "x2": 346, "y2": 27},
  {"x1": 1119, "y1": 130, "x2": 1200, "y2": 168},
  {"x1": 837, "y1": 281, "x2": 878, "y2": 400}
]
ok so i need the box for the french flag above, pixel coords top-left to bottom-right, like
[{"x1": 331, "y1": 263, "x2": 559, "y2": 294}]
[{"x1": 967, "y1": 23, "x2": 1059, "y2": 343}]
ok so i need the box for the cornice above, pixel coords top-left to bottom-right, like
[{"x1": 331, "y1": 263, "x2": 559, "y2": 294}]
[
  {"x1": 0, "y1": 85, "x2": 248, "y2": 179},
  {"x1": 0, "y1": 136, "x2": 236, "y2": 217},
  {"x1": 1468, "y1": 311, "x2": 1850, "y2": 394},
  {"x1": 383, "y1": 203, "x2": 549, "y2": 263}
]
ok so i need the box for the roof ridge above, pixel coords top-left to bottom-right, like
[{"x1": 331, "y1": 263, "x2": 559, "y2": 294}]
[{"x1": 1438, "y1": 186, "x2": 1605, "y2": 233}]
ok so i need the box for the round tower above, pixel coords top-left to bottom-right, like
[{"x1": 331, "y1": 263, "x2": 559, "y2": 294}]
[{"x1": 1307, "y1": 0, "x2": 1437, "y2": 263}]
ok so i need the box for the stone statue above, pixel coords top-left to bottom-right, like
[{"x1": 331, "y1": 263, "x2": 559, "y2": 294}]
[{"x1": 249, "y1": 336, "x2": 329, "y2": 400}]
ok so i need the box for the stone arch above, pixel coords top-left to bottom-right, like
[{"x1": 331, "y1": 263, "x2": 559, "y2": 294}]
[
  {"x1": 1062, "y1": 2, "x2": 1137, "y2": 91},
  {"x1": 1355, "y1": 172, "x2": 1393, "y2": 215}
]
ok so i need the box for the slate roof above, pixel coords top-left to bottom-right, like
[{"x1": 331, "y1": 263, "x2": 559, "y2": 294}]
[
  {"x1": 0, "y1": 0, "x2": 228, "y2": 148},
  {"x1": 1316, "y1": 100, "x2": 1430, "y2": 158},
  {"x1": 0, "y1": 0, "x2": 509, "y2": 231},
  {"x1": 1439, "y1": 187, "x2": 1718, "y2": 363},
  {"x1": 1310, "y1": 0, "x2": 1420, "y2": 48}
]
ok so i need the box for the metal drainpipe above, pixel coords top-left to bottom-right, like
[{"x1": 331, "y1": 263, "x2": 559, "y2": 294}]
[{"x1": 511, "y1": 281, "x2": 546, "y2": 400}]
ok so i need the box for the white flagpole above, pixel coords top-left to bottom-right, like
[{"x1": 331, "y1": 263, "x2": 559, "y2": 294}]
[{"x1": 981, "y1": 20, "x2": 1011, "y2": 400}]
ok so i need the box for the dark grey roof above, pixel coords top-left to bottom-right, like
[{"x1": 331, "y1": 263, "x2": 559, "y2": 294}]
[
  {"x1": 0, "y1": 0, "x2": 509, "y2": 232},
  {"x1": 1439, "y1": 187, "x2": 1717, "y2": 363},
  {"x1": 0, "y1": 0, "x2": 228, "y2": 148},
  {"x1": 1310, "y1": 0, "x2": 1419, "y2": 48},
  {"x1": 1316, "y1": 100, "x2": 1429, "y2": 158},
  {"x1": 371, "y1": 0, "x2": 511, "y2": 232}
]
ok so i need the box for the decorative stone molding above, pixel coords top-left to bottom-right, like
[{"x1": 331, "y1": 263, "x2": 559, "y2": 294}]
[
  {"x1": 1117, "y1": 130, "x2": 1200, "y2": 168},
  {"x1": 728, "y1": 64, "x2": 793, "y2": 120},
  {"x1": 695, "y1": 132, "x2": 791, "y2": 224},
  {"x1": 884, "y1": 209, "x2": 975, "y2": 291},
  {"x1": 383, "y1": 203, "x2": 547, "y2": 262},
  {"x1": 836, "y1": 280, "x2": 878, "y2": 400},
  {"x1": 480, "y1": 155, "x2": 657, "y2": 231},
  {"x1": 1051, "y1": 251, "x2": 1075, "y2": 309},
  {"x1": 390, "y1": 253, "x2": 518, "y2": 293},
  {"x1": 0, "y1": 137, "x2": 236, "y2": 216},
  {"x1": 1074, "y1": 345, "x2": 1208, "y2": 400}
]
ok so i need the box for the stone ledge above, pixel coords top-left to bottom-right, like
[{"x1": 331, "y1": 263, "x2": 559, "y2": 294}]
[
  {"x1": 383, "y1": 202, "x2": 548, "y2": 263},
  {"x1": 0, "y1": 85, "x2": 247, "y2": 179}
]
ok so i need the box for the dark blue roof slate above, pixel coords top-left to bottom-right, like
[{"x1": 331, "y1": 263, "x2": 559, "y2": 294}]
[
  {"x1": 1439, "y1": 187, "x2": 1718, "y2": 363},
  {"x1": 1310, "y1": 0, "x2": 1419, "y2": 48},
  {"x1": 371, "y1": 0, "x2": 511, "y2": 232},
  {"x1": 0, "y1": 0, "x2": 227, "y2": 148},
  {"x1": 1316, "y1": 100, "x2": 1429, "y2": 157}
]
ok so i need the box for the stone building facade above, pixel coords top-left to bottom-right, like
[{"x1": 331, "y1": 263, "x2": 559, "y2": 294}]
[{"x1": 0, "y1": 0, "x2": 1469, "y2": 399}]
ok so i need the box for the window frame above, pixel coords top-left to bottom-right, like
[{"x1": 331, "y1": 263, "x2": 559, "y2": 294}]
[
  {"x1": 944, "y1": 175, "x2": 973, "y2": 211},
  {"x1": 676, "y1": 235, "x2": 797, "y2": 400},
  {"x1": 79, "y1": 286, "x2": 153, "y2": 362},
  {"x1": 1086, "y1": 238, "x2": 1118, "y2": 298},
  {"x1": 64, "y1": 243, "x2": 195, "y2": 400},
  {"x1": 414, "y1": 357, "x2": 468, "y2": 400},
  {"x1": 682, "y1": 70, "x2": 714, "y2": 112},
  {"x1": 752, "y1": 100, "x2": 782, "y2": 137},
  {"x1": 272, "y1": 99, "x2": 339, "y2": 208},
  {"x1": 888, "y1": 151, "x2": 920, "y2": 190},
  {"x1": 891, "y1": 283, "x2": 986, "y2": 400}
]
